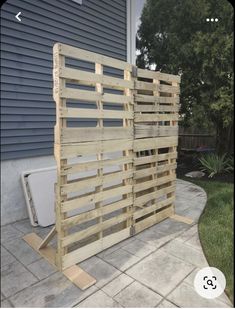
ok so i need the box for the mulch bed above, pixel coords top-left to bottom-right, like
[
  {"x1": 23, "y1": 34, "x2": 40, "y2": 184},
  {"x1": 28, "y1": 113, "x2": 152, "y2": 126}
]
[{"x1": 176, "y1": 155, "x2": 234, "y2": 184}]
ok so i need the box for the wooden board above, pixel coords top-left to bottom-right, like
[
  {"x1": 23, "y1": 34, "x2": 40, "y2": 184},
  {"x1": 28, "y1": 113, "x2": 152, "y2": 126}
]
[
  {"x1": 23, "y1": 233, "x2": 56, "y2": 265},
  {"x1": 23, "y1": 233, "x2": 96, "y2": 290},
  {"x1": 57, "y1": 139, "x2": 133, "y2": 159},
  {"x1": 170, "y1": 214, "x2": 194, "y2": 225},
  {"x1": 60, "y1": 127, "x2": 133, "y2": 143},
  {"x1": 61, "y1": 156, "x2": 133, "y2": 175},
  {"x1": 135, "y1": 125, "x2": 178, "y2": 139},
  {"x1": 62, "y1": 228, "x2": 130, "y2": 269},
  {"x1": 38, "y1": 226, "x2": 56, "y2": 249},
  {"x1": 59, "y1": 43, "x2": 133, "y2": 71},
  {"x1": 137, "y1": 68, "x2": 181, "y2": 83}
]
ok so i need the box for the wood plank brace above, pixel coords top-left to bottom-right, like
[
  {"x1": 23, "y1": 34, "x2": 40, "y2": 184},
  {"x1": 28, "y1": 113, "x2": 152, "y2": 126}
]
[{"x1": 23, "y1": 229, "x2": 96, "y2": 290}]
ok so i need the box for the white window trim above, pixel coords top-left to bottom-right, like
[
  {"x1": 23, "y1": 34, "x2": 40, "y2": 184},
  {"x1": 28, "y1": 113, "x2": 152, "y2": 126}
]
[{"x1": 127, "y1": 0, "x2": 136, "y2": 65}]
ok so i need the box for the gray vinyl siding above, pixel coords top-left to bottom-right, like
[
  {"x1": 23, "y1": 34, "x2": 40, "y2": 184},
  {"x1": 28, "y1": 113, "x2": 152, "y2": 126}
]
[{"x1": 1, "y1": 0, "x2": 127, "y2": 160}]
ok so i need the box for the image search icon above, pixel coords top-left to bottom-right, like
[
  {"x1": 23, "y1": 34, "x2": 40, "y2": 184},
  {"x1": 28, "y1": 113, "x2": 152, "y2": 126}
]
[{"x1": 194, "y1": 267, "x2": 226, "y2": 299}]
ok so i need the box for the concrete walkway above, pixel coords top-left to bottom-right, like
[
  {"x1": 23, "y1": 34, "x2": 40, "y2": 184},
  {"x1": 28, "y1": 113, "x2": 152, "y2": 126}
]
[{"x1": 1, "y1": 179, "x2": 233, "y2": 308}]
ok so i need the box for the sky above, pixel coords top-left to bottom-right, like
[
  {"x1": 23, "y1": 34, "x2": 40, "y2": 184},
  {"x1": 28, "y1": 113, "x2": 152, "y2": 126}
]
[
  {"x1": 135, "y1": 0, "x2": 146, "y2": 29},
  {"x1": 135, "y1": 0, "x2": 146, "y2": 57}
]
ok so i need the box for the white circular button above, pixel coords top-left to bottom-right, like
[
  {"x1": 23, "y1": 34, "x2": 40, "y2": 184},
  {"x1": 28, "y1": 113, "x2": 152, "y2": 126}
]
[{"x1": 194, "y1": 267, "x2": 226, "y2": 299}]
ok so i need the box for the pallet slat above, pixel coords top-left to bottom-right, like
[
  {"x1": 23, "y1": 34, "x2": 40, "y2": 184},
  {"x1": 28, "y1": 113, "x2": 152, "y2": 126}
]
[
  {"x1": 134, "y1": 163, "x2": 177, "y2": 179},
  {"x1": 58, "y1": 139, "x2": 133, "y2": 159},
  {"x1": 134, "y1": 185, "x2": 176, "y2": 207},
  {"x1": 59, "y1": 107, "x2": 133, "y2": 119},
  {"x1": 135, "y1": 81, "x2": 179, "y2": 94},
  {"x1": 61, "y1": 169, "x2": 133, "y2": 194},
  {"x1": 134, "y1": 152, "x2": 177, "y2": 166},
  {"x1": 134, "y1": 175, "x2": 175, "y2": 192},
  {"x1": 61, "y1": 156, "x2": 133, "y2": 175},
  {"x1": 60, "y1": 67, "x2": 134, "y2": 90},
  {"x1": 135, "y1": 114, "x2": 178, "y2": 123},
  {"x1": 61, "y1": 88, "x2": 132, "y2": 104},
  {"x1": 134, "y1": 94, "x2": 180, "y2": 104},
  {"x1": 62, "y1": 228, "x2": 131, "y2": 269},
  {"x1": 134, "y1": 136, "x2": 178, "y2": 152},
  {"x1": 135, "y1": 105, "x2": 179, "y2": 112},
  {"x1": 137, "y1": 68, "x2": 181, "y2": 83},
  {"x1": 61, "y1": 198, "x2": 133, "y2": 228},
  {"x1": 133, "y1": 197, "x2": 175, "y2": 220},
  {"x1": 134, "y1": 207, "x2": 174, "y2": 234},
  {"x1": 135, "y1": 125, "x2": 178, "y2": 138},
  {"x1": 62, "y1": 212, "x2": 131, "y2": 247},
  {"x1": 61, "y1": 184, "x2": 133, "y2": 212},
  {"x1": 60, "y1": 127, "x2": 133, "y2": 143},
  {"x1": 59, "y1": 43, "x2": 133, "y2": 71}
]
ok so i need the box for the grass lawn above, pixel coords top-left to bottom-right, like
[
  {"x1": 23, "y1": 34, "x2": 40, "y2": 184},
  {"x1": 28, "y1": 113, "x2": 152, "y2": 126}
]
[{"x1": 183, "y1": 178, "x2": 234, "y2": 303}]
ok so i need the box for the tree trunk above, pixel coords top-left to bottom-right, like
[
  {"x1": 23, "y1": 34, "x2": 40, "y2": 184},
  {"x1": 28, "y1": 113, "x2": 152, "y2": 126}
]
[{"x1": 216, "y1": 122, "x2": 234, "y2": 155}]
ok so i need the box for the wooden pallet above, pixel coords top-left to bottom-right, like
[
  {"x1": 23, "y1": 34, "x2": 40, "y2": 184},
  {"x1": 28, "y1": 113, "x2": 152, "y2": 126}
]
[
  {"x1": 23, "y1": 43, "x2": 184, "y2": 289},
  {"x1": 53, "y1": 43, "x2": 134, "y2": 271},
  {"x1": 133, "y1": 68, "x2": 180, "y2": 233}
]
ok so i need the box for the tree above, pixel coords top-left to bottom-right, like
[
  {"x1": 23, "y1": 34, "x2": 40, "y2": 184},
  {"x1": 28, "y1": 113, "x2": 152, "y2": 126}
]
[{"x1": 137, "y1": 0, "x2": 234, "y2": 154}]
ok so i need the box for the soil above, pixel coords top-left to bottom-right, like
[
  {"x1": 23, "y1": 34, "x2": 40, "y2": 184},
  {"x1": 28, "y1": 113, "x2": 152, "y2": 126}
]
[{"x1": 176, "y1": 154, "x2": 234, "y2": 183}]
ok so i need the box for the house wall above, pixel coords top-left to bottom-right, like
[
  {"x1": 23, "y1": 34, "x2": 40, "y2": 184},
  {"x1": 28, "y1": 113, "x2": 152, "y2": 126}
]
[
  {"x1": 1, "y1": 0, "x2": 127, "y2": 160},
  {"x1": 1, "y1": 156, "x2": 56, "y2": 225},
  {"x1": 1, "y1": 0, "x2": 129, "y2": 225}
]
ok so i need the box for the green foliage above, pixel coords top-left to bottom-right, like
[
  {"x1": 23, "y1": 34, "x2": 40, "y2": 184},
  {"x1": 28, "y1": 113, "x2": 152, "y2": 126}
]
[
  {"x1": 227, "y1": 155, "x2": 234, "y2": 170},
  {"x1": 199, "y1": 153, "x2": 233, "y2": 177},
  {"x1": 180, "y1": 178, "x2": 234, "y2": 301},
  {"x1": 189, "y1": 179, "x2": 234, "y2": 302},
  {"x1": 137, "y1": 0, "x2": 234, "y2": 152}
]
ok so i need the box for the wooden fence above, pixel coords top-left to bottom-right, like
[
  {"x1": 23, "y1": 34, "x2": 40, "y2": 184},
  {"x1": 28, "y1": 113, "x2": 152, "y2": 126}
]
[
  {"x1": 53, "y1": 43, "x2": 180, "y2": 270},
  {"x1": 178, "y1": 128, "x2": 216, "y2": 151}
]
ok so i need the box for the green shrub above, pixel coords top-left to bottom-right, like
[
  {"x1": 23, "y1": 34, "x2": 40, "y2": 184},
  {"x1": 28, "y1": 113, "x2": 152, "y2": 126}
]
[
  {"x1": 199, "y1": 153, "x2": 233, "y2": 178},
  {"x1": 227, "y1": 156, "x2": 234, "y2": 171}
]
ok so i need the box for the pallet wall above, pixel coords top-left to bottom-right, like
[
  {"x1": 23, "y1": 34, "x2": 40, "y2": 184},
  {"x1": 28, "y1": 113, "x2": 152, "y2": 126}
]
[
  {"x1": 133, "y1": 68, "x2": 180, "y2": 234},
  {"x1": 53, "y1": 43, "x2": 180, "y2": 270}
]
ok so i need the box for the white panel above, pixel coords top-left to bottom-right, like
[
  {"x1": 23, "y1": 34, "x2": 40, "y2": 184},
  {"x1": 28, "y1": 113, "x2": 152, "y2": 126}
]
[{"x1": 27, "y1": 169, "x2": 56, "y2": 227}]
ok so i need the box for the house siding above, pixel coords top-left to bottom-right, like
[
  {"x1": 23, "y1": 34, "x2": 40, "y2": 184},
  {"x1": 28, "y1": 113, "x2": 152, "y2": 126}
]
[{"x1": 1, "y1": 0, "x2": 127, "y2": 160}]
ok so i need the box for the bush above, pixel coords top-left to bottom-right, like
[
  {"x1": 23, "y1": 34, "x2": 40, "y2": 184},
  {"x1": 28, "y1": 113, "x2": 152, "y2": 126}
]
[
  {"x1": 199, "y1": 153, "x2": 234, "y2": 178},
  {"x1": 227, "y1": 156, "x2": 234, "y2": 170}
]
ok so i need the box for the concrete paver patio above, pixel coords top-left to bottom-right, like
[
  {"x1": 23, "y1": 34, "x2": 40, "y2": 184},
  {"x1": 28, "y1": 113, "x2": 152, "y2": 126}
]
[{"x1": 1, "y1": 179, "x2": 233, "y2": 307}]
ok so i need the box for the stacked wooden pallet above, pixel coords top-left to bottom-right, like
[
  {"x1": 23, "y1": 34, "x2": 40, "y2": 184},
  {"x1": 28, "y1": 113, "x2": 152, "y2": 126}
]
[
  {"x1": 22, "y1": 44, "x2": 186, "y2": 290},
  {"x1": 52, "y1": 43, "x2": 180, "y2": 271}
]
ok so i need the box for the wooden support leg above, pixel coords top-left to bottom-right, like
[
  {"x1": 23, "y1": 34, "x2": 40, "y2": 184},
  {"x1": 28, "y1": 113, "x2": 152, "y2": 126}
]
[
  {"x1": 23, "y1": 233, "x2": 96, "y2": 290},
  {"x1": 170, "y1": 214, "x2": 194, "y2": 225},
  {"x1": 38, "y1": 226, "x2": 56, "y2": 249}
]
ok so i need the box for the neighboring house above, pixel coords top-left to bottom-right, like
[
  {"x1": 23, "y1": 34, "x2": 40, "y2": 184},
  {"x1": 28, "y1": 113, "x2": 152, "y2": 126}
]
[{"x1": 1, "y1": 0, "x2": 137, "y2": 225}]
